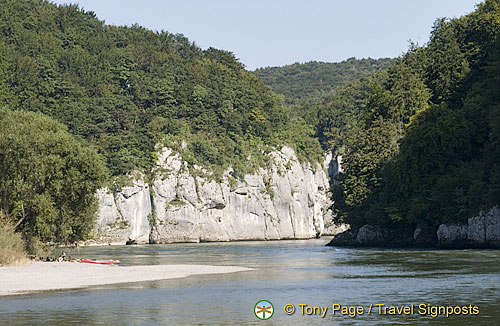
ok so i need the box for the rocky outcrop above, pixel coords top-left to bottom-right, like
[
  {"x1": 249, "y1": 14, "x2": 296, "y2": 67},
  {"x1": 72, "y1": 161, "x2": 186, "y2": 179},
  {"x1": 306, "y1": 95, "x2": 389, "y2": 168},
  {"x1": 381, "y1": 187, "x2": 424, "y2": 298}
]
[
  {"x1": 323, "y1": 152, "x2": 343, "y2": 183},
  {"x1": 356, "y1": 225, "x2": 387, "y2": 245},
  {"x1": 94, "y1": 146, "x2": 340, "y2": 244},
  {"x1": 327, "y1": 229, "x2": 357, "y2": 246},
  {"x1": 321, "y1": 152, "x2": 349, "y2": 235},
  {"x1": 327, "y1": 206, "x2": 500, "y2": 248},
  {"x1": 326, "y1": 224, "x2": 392, "y2": 247},
  {"x1": 93, "y1": 177, "x2": 152, "y2": 244},
  {"x1": 437, "y1": 206, "x2": 500, "y2": 248},
  {"x1": 468, "y1": 215, "x2": 486, "y2": 246},
  {"x1": 436, "y1": 223, "x2": 468, "y2": 246},
  {"x1": 150, "y1": 146, "x2": 329, "y2": 243},
  {"x1": 485, "y1": 206, "x2": 500, "y2": 247}
]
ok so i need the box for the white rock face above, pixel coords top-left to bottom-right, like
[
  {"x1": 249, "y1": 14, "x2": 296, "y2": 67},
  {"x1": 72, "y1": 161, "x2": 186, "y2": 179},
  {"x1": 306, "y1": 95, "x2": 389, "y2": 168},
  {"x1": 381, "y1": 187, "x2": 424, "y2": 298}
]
[
  {"x1": 94, "y1": 146, "x2": 334, "y2": 243},
  {"x1": 94, "y1": 177, "x2": 151, "y2": 244},
  {"x1": 485, "y1": 206, "x2": 500, "y2": 246},
  {"x1": 323, "y1": 152, "x2": 343, "y2": 183},
  {"x1": 437, "y1": 206, "x2": 500, "y2": 247},
  {"x1": 150, "y1": 146, "x2": 328, "y2": 243},
  {"x1": 322, "y1": 151, "x2": 349, "y2": 236},
  {"x1": 437, "y1": 223, "x2": 468, "y2": 245},
  {"x1": 467, "y1": 215, "x2": 486, "y2": 245},
  {"x1": 468, "y1": 206, "x2": 500, "y2": 247}
]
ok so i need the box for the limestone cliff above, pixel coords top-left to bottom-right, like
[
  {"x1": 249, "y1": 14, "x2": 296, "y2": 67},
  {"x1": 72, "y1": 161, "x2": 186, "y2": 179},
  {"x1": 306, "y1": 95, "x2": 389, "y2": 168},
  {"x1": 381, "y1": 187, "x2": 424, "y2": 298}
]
[
  {"x1": 437, "y1": 206, "x2": 500, "y2": 248},
  {"x1": 92, "y1": 146, "x2": 336, "y2": 244},
  {"x1": 94, "y1": 177, "x2": 151, "y2": 244}
]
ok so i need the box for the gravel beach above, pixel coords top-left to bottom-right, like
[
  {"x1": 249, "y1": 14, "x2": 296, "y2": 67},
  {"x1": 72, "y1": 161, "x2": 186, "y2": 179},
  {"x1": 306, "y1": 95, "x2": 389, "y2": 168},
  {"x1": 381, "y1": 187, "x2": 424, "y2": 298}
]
[{"x1": 0, "y1": 262, "x2": 253, "y2": 296}]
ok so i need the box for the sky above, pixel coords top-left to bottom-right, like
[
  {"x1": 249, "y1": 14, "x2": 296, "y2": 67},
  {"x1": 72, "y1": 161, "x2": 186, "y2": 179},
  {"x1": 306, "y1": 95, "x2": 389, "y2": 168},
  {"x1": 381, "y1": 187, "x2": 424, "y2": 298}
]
[{"x1": 51, "y1": 0, "x2": 481, "y2": 70}]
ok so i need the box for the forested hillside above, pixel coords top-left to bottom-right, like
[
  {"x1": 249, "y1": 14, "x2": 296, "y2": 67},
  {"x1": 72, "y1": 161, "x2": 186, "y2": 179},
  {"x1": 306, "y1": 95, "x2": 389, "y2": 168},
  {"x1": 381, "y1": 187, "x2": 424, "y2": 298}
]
[
  {"x1": 254, "y1": 58, "x2": 393, "y2": 108},
  {"x1": 0, "y1": 0, "x2": 321, "y2": 179},
  {"x1": 0, "y1": 0, "x2": 323, "y2": 256},
  {"x1": 321, "y1": 0, "x2": 500, "y2": 233},
  {"x1": 0, "y1": 0, "x2": 498, "y2": 255},
  {"x1": 256, "y1": 1, "x2": 499, "y2": 236}
]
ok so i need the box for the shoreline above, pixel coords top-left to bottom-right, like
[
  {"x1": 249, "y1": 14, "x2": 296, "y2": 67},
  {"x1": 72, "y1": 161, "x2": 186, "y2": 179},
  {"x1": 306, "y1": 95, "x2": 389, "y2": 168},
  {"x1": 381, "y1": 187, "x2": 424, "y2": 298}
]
[
  {"x1": 75, "y1": 236, "x2": 334, "y2": 247},
  {"x1": 0, "y1": 262, "x2": 254, "y2": 296}
]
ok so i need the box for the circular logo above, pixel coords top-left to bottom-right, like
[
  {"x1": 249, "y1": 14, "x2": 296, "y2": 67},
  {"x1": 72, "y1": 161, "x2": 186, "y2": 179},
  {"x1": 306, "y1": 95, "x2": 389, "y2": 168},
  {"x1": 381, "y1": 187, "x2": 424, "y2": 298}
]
[{"x1": 254, "y1": 300, "x2": 274, "y2": 320}]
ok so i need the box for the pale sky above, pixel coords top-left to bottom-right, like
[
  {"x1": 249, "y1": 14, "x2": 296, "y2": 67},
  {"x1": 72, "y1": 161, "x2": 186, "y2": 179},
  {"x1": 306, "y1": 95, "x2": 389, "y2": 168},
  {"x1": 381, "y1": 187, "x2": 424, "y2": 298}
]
[{"x1": 51, "y1": 0, "x2": 481, "y2": 70}]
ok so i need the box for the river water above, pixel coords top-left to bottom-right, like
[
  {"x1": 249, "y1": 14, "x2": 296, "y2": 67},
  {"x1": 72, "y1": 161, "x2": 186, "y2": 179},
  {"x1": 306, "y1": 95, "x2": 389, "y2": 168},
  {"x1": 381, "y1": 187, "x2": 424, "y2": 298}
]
[{"x1": 0, "y1": 238, "x2": 499, "y2": 325}]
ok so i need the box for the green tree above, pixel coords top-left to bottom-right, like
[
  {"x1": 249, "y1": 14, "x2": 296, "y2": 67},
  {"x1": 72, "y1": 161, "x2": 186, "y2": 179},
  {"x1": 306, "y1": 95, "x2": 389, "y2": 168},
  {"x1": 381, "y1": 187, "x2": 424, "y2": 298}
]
[
  {"x1": 330, "y1": 0, "x2": 499, "y2": 231},
  {"x1": 0, "y1": 109, "x2": 107, "y2": 248},
  {"x1": 0, "y1": 0, "x2": 322, "y2": 177}
]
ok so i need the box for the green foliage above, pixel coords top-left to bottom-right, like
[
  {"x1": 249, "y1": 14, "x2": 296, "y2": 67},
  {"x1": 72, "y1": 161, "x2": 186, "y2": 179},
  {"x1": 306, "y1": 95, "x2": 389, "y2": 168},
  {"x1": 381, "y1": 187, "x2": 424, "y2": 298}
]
[
  {"x1": 0, "y1": 212, "x2": 27, "y2": 266},
  {"x1": 329, "y1": 0, "x2": 500, "y2": 229},
  {"x1": 168, "y1": 198, "x2": 187, "y2": 207},
  {"x1": 0, "y1": 109, "x2": 107, "y2": 248},
  {"x1": 254, "y1": 58, "x2": 394, "y2": 108},
  {"x1": 0, "y1": 0, "x2": 322, "y2": 177},
  {"x1": 262, "y1": 176, "x2": 275, "y2": 200},
  {"x1": 255, "y1": 58, "x2": 395, "y2": 140},
  {"x1": 392, "y1": 104, "x2": 478, "y2": 225}
]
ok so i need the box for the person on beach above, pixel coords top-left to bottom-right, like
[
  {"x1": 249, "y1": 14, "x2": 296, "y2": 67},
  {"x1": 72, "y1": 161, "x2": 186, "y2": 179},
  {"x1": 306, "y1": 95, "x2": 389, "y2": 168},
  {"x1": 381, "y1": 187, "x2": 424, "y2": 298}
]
[{"x1": 58, "y1": 252, "x2": 67, "y2": 262}]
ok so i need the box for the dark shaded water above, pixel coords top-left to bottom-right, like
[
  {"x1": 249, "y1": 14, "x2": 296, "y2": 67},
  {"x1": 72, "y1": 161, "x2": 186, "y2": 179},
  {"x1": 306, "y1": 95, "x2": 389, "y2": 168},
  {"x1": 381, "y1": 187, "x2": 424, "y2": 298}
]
[{"x1": 0, "y1": 238, "x2": 499, "y2": 325}]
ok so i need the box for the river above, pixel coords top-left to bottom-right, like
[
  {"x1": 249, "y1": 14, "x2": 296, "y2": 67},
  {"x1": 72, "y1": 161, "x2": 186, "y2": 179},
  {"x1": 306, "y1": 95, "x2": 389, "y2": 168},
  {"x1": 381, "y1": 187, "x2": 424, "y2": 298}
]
[{"x1": 0, "y1": 238, "x2": 499, "y2": 325}]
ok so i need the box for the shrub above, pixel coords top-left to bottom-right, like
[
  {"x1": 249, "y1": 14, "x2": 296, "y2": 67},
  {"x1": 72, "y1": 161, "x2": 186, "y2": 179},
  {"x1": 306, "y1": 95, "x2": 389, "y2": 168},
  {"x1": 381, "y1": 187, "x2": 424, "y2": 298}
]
[{"x1": 0, "y1": 212, "x2": 27, "y2": 266}]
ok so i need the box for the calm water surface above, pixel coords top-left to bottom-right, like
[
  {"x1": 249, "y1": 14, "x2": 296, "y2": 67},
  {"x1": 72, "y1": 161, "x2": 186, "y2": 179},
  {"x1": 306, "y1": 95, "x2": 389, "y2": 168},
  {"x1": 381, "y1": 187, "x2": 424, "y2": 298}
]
[{"x1": 1, "y1": 238, "x2": 499, "y2": 325}]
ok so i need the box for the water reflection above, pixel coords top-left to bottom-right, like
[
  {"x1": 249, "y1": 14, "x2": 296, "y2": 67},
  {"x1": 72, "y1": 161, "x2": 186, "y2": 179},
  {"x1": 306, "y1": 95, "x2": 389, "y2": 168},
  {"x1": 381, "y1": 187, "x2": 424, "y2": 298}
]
[{"x1": 1, "y1": 238, "x2": 499, "y2": 325}]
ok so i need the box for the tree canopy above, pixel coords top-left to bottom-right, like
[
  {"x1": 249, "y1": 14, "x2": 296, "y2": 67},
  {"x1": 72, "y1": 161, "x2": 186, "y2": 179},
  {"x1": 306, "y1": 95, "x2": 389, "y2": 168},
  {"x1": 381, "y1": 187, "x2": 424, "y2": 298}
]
[
  {"x1": 0, "y1": 0, "x2": 322, "y2": 178},
  {"x1": 0, "y1": 0, "x2": 498, "y2": 249},
  {"x1": 324, "y1": 0, "x2": 500, "y2": 229},
  {"x1": 254, "y1": 58, "x2": 394, "y2": 108},
  {"x1": 0, "y1": 109, "x2": 106, "y2": 248}
]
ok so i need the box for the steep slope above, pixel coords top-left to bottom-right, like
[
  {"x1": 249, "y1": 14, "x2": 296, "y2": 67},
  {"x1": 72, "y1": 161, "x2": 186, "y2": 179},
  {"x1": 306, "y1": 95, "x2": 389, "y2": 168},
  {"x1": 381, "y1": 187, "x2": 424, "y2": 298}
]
[
  {"x1": 0, "y1": 0, "x2": 337, "y2": 244},
  {"x1": 0, "y1": 0, "x2": 322, "y2": 178},
  {"x1": 325, "y1": 0, "x2": 500, "y2": 247},
  {"x1": 93, "y1": 146, "x2": 338, "y2": 244}
]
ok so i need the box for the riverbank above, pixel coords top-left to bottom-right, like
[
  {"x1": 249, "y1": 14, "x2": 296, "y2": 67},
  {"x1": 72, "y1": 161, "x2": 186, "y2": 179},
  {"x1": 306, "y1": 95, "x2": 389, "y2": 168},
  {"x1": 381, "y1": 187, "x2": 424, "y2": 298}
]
[{"x1": 0, "y1": 262, "x2": 253, "y2": 296}]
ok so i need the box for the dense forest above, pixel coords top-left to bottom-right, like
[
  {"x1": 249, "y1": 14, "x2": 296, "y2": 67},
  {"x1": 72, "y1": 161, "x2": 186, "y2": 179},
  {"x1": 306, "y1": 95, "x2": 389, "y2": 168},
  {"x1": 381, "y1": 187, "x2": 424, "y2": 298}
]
[
  {"x1": 254, "y1": 58, "x2": 393, "y2": 108},
  {"x1": 0, "y1": 0, "x2": 498, "y2": 260},
  {"x1": 0, "y1": 0, "x2": 322, "y2": 178},
  {"x1": 257, "y1": 1, "x2": 499, "y2": 237},
  {"x1": 254, "y1": 58, "x2": 394, "y2": 142},
  {"x1": 320, "y1": 1, "x2": 500, "y2": 234},
  {"x1": 0, "y1": 0, "x2": 323, "y2": 257}
]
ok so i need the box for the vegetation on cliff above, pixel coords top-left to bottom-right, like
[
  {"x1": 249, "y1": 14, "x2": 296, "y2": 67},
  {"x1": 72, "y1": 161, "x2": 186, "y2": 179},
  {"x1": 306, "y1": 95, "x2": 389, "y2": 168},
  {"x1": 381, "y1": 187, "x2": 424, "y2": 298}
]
[
  {"x1": 324, "y1": 1, "x2": 500, "y2": 230},
  {"x1": 0, "y1": 0, "x2": 324, "y2": 255},
  {"x1": 0, "y1": 0, "x2": 322, "y2": 179},
  {"x1": 0, "y1": 0, "x2": 497, "y2": 253},
  {"x1": 257, "y1": 0, "x2": 499, "y2": 234}
]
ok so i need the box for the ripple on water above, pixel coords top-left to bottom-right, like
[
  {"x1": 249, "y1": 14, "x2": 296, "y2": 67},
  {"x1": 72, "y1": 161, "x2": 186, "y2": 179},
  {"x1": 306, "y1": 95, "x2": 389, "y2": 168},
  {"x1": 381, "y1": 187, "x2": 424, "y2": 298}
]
[{"x1": 1, "y1": 239, "x2": 499, "y2": 325}]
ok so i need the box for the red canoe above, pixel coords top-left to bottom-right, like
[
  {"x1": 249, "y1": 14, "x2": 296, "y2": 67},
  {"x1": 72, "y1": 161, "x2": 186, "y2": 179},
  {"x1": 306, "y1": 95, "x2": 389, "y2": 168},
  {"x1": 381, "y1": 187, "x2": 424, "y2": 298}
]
[{"x1": 74, "y1": 259, "x2": 121, "y2": 265}]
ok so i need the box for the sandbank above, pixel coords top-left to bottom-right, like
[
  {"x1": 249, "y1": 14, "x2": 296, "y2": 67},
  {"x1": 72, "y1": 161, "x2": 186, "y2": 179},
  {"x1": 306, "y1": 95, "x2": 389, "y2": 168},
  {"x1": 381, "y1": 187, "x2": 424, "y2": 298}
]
[{"x1": 0, "y1": 262, "x2": 253, "y2": 296}]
